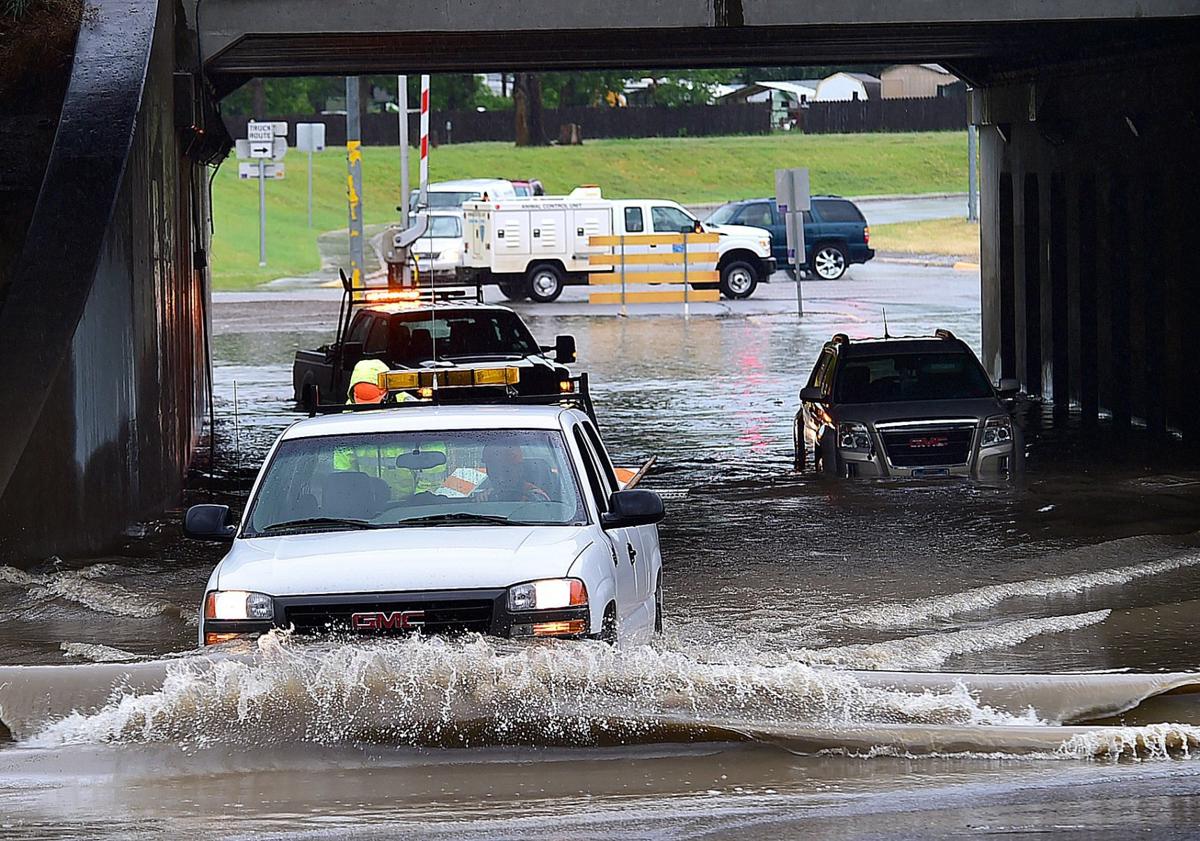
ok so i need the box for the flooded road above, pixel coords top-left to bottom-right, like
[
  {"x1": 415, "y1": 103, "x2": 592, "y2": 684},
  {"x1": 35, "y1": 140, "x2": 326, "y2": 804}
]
[{"x1": 2, "y1": 264, "x2": 1200, "y2": 838}]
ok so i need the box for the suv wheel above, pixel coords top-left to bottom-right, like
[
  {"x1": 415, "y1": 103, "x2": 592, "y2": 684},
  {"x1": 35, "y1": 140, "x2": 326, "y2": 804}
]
[
  {"x1": 793, "y1": 415, "x2": 807, "y2": 471},
  {"x1": 497, "y1": 280, "x2": 527, "y2": 301},
  {"x1": 817, "y1": 431, "x2": 840, "y2": 477},
  {"x1": 719, "y1": 260, "x2": 758, "y2": 299},
  {"x1": 526, "y1": 264, "x2": 565, "y2": 303},
  {"x1": 813, "y1": 244, "x2": 848, "y2": 280}
]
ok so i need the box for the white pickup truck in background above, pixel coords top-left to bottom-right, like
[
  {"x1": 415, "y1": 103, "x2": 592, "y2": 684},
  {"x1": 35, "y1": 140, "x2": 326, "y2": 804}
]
[{"x1": 460, "y1": 187, "x2": 776, "y2": 303}]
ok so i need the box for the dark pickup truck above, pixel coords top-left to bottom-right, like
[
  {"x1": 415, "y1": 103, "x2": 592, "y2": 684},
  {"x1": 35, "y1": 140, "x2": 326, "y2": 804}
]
[{"x1": 292, "y1": 287, "x2": 589, "y2": 414}]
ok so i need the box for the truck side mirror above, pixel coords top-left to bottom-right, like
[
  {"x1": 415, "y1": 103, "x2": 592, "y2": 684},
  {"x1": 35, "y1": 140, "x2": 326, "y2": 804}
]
[
  {"x1": 601, "y1": 490, "x2": 665, "y2": 530},
  {"x1": 554, "y1": 335, "x2": 577, "y2": 364},
  {"x1": 998, "y1": 377, "x2": 1021, "y2": 397},
  {"x1": 184, "y1": 504, "x2": 236, "y2": 541},
  {"x1": 799, "y1": 386, "x2": 825, "y2": 402}
]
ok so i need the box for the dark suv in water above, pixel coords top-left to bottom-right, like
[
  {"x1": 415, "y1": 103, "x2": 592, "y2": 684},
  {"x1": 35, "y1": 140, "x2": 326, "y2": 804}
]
[
  {"x1": 794, "y1": 331, "x2": 1023, "y2": 479},
  {"x1": 705, "y1": 196, "x2": 874, "y2": 280}
]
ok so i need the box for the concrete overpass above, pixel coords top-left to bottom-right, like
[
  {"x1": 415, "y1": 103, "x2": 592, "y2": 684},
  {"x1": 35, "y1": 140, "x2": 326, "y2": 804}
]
[{"x1": 0, "y1": 0, "x2": 1197, "y2": 560}]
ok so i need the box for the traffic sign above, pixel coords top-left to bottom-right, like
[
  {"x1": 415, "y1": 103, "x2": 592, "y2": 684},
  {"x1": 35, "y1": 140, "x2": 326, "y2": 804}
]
[
  {"x1": 775, "y1": 167, "x2": 811, "y2": 318},
  {"x1": 296, "y1": 122, "x2": 326, "y2": 152},
  {"x1": 235, "y1": 138, "x2": 287, "y2": 161},
  {"x1": 247, "y1": 121, "x2": 273, "y2": 142},
  {"x1": 239, "y1": 162, "x2": 285, "y2": 179}
]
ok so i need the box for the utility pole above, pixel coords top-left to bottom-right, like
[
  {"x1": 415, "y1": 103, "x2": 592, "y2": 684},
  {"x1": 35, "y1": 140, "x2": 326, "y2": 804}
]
[
  {"x1": 346, "y1": 77, "x2": 365, "y2": 290},
  {"x1": 398, "y1": 75, "x2": 409, "y2": 229}
]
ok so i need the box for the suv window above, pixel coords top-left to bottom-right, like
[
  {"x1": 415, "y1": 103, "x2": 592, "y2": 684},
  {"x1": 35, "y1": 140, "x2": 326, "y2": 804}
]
[
  {"x1": 737, "y1": 202, "x2": 773, "y2": 228},
  {"x1": 624, "y1": 207, "x2": 644, "y2": 233},
  {"x1": 834, "y1": 351, "x2": 994, "y2": 403},
  {"x1": 813, "y1": 199, "x2": 864, "y2": 224},
  {"x1": 652, "y1": 205, "x2": 695, "y2": 233},
  {"x1": 580, "y1": 421, "x2": 618, "y2": 493}
]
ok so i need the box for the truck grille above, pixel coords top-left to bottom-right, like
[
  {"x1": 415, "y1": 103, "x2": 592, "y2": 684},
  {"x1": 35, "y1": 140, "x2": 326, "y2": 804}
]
[
  {"x1": 284, "y1": 597, "x2": 495, "y2": 636},
  {"x1": 879, "y1": 423, "x2": 975, "y2": 468}
]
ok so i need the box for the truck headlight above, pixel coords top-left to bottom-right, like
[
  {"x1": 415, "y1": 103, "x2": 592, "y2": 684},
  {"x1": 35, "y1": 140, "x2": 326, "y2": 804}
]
[
  {"x1": 204, "y1": 590, "x2": 274, "y2": 620},
  {"x1": 837, "y1": 422, "x2": 871, "y2": 451},
  {"x1": 508, "y1": 578, "x2": 588, "y2": 611},
  {"x1": 982, "y1": 415, "x2": 1014, "y2": 447}
]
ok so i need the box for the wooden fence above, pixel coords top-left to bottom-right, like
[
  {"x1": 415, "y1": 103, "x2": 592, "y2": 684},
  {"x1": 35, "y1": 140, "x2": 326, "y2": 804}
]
[
  {"x1": 224, "y1": 103, "x2": 771, "y2": 147},
  {"x1": 798, "y1": 95, "x2": 968, "y2": 134}
]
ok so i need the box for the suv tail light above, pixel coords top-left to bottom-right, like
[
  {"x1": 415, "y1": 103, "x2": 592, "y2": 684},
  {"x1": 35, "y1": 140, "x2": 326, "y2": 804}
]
[{"x1": 864, "y1": 225, "x2": 870, "y2": 245}]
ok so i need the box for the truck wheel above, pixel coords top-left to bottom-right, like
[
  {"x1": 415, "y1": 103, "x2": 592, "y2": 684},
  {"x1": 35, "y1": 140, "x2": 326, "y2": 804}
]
[
  {"x1": 526, "y1": 264, "x2": 565, "y2": 303},
  {"x1": 599, "y1": 604, "x2": 618, "y2": 644},
  {"x1": 719, "y1": 260, "x2": 758, "y2": 299},
  {"x1": 497, "y1": 280, "x2": 527, "y2": 301},
  {"x1": 812, "y1": 244, "x2": 848, "y2": 280}
]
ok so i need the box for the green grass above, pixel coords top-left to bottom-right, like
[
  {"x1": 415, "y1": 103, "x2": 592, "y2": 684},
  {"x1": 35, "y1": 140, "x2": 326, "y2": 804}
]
[
  {"x1": 211, "y1": 132, "x2": 968, "y2": 289},
  {"x1": 871, "y1": 218, "x2": 981, "y2": 260}
]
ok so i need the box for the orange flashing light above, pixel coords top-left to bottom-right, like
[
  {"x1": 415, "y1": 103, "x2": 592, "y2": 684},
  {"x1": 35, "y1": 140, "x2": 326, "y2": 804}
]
[
  {"x1": 204, "y1": 632, "x2": 244, "y2": 646},
  {"x1": 532, "y1": 619, "x2": 588, "y2": 637}
]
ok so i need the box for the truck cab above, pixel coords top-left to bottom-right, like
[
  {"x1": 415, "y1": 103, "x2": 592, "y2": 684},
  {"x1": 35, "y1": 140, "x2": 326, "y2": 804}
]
[{"x1": 291, "y1": 286, "x2": 587, "y2": 416}]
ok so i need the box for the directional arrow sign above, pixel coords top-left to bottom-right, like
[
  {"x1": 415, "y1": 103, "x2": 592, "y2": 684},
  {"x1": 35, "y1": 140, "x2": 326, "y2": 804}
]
[{"x1": 249, "y1": 141, "x2": 273, "y2": 159}]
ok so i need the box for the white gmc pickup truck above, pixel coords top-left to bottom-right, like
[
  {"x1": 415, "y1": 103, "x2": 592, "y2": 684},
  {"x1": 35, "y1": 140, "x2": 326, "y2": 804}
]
[
  {"x1": 460, "y1": 187, "x2": 776, "y2": 303},
  {"x1": 185, "y1": 404, "x2": 666, "y2": 647}
]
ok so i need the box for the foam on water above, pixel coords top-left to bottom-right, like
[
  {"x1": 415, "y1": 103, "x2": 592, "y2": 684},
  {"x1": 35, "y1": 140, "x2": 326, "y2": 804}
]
[
  {"x1": 1057, "y1": 723, "x2": 1200, "y2": 760},
  {"x1": 842, "y1": 546, "x2": 1200, "y2": 630},
  {"x1": 793, "y1": 611, "x2": 1111, "y2": 671},
  {"x1": 59, "y1": 642, "x2": 140, "y2": 663},
  {"x1": 26, "y1": 632, "x2": 1037, "y2": 749},
  {"x1": 0, "y1": 564, "x2": 194, "y2": 624}
]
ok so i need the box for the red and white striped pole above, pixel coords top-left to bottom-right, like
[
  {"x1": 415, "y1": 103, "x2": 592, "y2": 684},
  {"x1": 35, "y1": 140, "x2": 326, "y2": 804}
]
[{"x1": 417, "y1": 74, "x2": 430, "y2": 210}]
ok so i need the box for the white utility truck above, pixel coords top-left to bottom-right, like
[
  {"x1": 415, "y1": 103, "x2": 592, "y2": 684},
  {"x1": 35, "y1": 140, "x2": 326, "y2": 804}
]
[
  {"x1": 186, "y1": 401, "x2": 665, "y2": 647},
  {"x1": 459, "y1": 187, "x2": 777, "y2": 303}
]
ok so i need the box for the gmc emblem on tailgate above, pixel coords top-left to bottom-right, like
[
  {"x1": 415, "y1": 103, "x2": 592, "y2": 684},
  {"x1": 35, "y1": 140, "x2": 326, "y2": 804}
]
[
  {"x1": 349, "y1": 610, "x2": 425, "y2": 631},
  {"x1": 908, "y1": 435, "x2": 950, "y2": 449}
]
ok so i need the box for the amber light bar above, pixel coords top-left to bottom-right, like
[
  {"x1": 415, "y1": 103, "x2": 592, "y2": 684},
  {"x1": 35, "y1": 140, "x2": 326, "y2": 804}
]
[{"x1": 379, "y1": 367, "x2": 520, "y2": 393}]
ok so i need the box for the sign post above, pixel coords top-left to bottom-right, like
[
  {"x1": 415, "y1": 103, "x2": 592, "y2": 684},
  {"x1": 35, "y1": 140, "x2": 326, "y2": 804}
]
[
  {"x1": 296, "y1": 122, "x2": 326, "y2": 228},
  {"x1": 245, "y1": 121, "x2": 287, "y2": 267},
  {"x1": 775, "y1": 168, "x2": 811, "y2": 318}
]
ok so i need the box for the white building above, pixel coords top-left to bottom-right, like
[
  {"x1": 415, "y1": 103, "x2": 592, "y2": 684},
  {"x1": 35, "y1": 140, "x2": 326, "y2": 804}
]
[{"x1": 815, "y1": 72, "x2": 882, "y2": 102}]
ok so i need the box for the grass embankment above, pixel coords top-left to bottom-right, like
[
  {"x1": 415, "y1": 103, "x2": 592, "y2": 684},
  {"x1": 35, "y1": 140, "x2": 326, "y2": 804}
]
[
  {"x1": 870, "y1": 218, "x2": 980, "y2": 260},
  {"x1": 212, "y1": 132, "x2": 967, "y2": 289}
]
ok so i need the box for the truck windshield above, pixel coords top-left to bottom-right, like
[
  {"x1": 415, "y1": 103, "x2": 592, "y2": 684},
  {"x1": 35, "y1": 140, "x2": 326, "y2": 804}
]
[
  {"x1": 389, "y1": 310, "x2": 541, "y2": 364},
  {"x1": 834, "y1": 352, "x2": 994, "y2": 403},
  {"x1": 409, "y1": 191, "x2": 480, "y2": 211},
  {"x1": 427, "y1": 215, "x2": 463, "y2": 238},
  {"x1": 244, "y1": 430, "x2": 588, "y2": 536}
]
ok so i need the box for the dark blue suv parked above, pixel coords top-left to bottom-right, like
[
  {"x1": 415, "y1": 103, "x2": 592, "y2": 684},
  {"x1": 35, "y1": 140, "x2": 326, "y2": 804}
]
[{"x1": 705, "y1": 196, "x2": 874, "y2": 280}]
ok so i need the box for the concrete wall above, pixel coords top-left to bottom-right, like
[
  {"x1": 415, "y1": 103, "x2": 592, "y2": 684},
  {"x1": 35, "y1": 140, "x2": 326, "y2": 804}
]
[
  {"x1": 977, "y1": 45, "x2": 1200, "y2": 440},
  {"x1": 0, "y1": 0, "x2": 209, "y2": 561}
]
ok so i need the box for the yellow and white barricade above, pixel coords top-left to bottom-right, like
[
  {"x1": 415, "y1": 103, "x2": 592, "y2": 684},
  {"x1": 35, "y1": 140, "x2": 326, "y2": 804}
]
[{"x1": 586, "y1": 231, "x2": 721, "y2": 314}]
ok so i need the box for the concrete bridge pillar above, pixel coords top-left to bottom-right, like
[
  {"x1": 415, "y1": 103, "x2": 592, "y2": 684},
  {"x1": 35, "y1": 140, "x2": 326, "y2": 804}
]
[{"x1": 977, "y1": 46, "x2": 1200, "y2": 440}]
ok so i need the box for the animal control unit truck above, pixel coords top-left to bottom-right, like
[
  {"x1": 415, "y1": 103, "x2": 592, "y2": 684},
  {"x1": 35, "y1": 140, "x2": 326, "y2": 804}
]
[{"x1": 458, "y1": 187, "x2": 776, "y2": 303}]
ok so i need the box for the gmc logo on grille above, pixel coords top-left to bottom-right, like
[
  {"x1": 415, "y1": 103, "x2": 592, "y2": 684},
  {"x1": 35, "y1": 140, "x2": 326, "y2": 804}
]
[
  {"x1": 908, "y1": 435, "x2": 950, "y2": 449},
  {"x1": 349, "y1": 610, "x2": 425, "y2": 631}
]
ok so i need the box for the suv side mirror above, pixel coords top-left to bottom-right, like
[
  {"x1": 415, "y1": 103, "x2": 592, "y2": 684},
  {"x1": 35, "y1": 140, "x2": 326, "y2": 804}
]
[
  {"x1": 184, "y1": 504, "x2": 236, "y2": 541},
  {"x1": 554, "y1": 334, "x2": 577, "y2": 364},
  {"x1": 601, "y1": 490, "x2": 665, "y2": 530},
  {"x1": 799, "y1": 386, "x2": 825, "y2": 402},
  {"x1": 998, "y1": 377, "x2": 1021, "y2": 397}
]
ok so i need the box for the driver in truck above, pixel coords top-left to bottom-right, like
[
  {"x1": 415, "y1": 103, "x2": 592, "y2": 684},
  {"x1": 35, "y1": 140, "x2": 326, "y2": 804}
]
[{"x1": 473, "y1": 443, "x2": 551, "y2": 503}]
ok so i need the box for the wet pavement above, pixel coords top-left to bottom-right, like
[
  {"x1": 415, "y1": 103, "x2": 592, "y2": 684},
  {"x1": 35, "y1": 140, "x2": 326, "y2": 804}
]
[{"x1": 2, "y1": 261, "x2": 1200, "y2": 838}]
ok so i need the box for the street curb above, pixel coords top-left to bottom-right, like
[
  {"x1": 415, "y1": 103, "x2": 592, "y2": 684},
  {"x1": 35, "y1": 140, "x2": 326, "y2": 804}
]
[{"x1": 849, "y1": 191, "x2": 969, "y2": 202}]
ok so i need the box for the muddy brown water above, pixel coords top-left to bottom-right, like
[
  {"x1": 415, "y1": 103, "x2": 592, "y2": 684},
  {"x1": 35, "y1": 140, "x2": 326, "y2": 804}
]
[{"x1": 2, "y1": 268, "x2": 1200, "y2": 838}]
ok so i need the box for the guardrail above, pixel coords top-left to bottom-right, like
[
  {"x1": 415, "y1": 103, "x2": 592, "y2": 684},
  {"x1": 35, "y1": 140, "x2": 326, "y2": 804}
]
[{"x1": 586, "y1": 231, "x2": 720, "y2": 315}]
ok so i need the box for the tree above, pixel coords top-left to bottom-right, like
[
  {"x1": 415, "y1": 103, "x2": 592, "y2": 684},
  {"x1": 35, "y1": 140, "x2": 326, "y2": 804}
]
[{"x1": 513, "y1": 73, "x2": 547, "y2": 147}]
